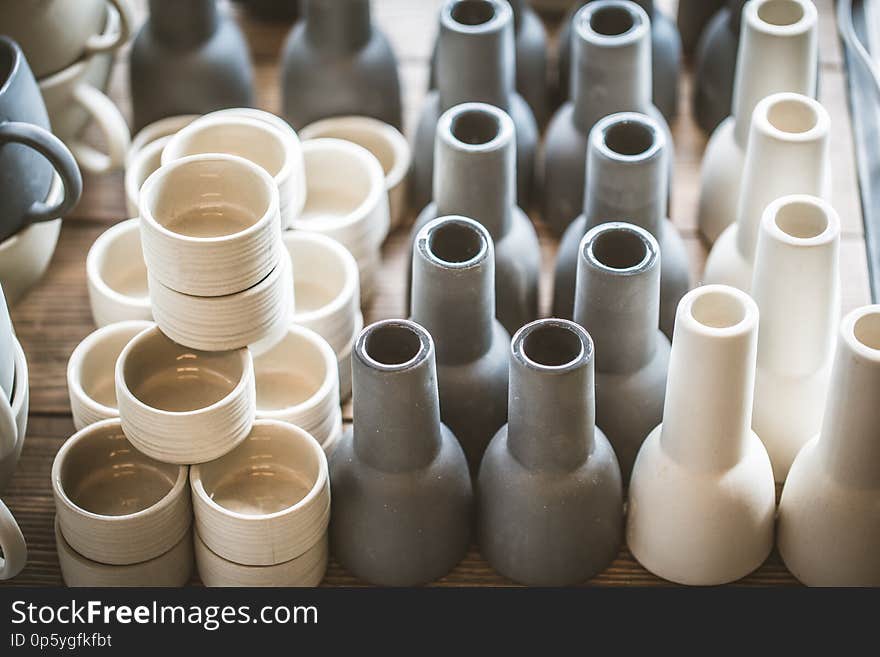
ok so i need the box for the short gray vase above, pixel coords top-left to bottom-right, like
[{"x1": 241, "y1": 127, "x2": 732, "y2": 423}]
[
  {"x1": 129, "y1": 0, "x2": 255, "y2": 133},
  {"x1": 412, "y1": 0, "x2": 538, "y2": 211},
  {"x1": 411, "y1": 216, "x2": 510, "y2": 478},
  {"x1": 478, "y1": 318, "x2": 624, "y2": 585},
  {"x1": 543, "y1": 0, "x2": 672, "y2": 238},
  {"x1": 573, "y1": 222, "x2": 670, "y2": 481},
  {"x1": 329, "y1": 319, "x2": 473, "y2": 586},
  {"x1": 280, "y1": 0, "x2": 402, "y2": 130},
  {"x1": 407, "y1": 102, "x2": 540, "y2": 337},
  {"x1": 553, "y1": 112, "x2": 690, "y2": 340}
]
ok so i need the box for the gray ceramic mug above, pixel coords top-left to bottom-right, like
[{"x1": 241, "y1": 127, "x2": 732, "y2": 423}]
[{"x1": 0, "y1": 37, "x2": 82, "y2": 243}]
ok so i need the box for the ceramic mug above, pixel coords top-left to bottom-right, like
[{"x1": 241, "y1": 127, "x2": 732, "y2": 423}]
[
  {"x1": 0, "y1": 0, "x2": 134, "y2": 78},
  {"x1": 0, "y1": 37, "x2": 82, "y2": 243},
  {"x1": 0, "y1": 499, "x2": 26, "y2": 580},
  {"x1": 1, "y1": 336, "x2": 29, "y2": 492}
]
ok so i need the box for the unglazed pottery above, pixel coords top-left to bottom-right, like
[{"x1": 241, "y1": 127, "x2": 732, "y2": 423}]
[
  {"x1": 751, "y1": 195, "x2": 839, "y2": 482},
  {"x1": 573, "y1": 223, "x2": 669, "y2": 481},
  {"x1": 0, "y1": 338, "x2": 29, "y2": 493},
  {"x1": 52, "y1": 418, "x2": 191, "y2": 565},
  {"x1": 557, "y1": 0, "x2": 682, "y2": 122},
  {"x1": 553, "y1": 112, "x2": 689, "y2": 339},
  {"x1": 697, "y1": 0, "x2": 818, "y2": 245},
  {"x1": 56, "y1": 520, "x2": 192, "y2": 587},
  {"x1": 778, "y1": 305, "x2": 880, "y2": 586},
  {"x1": 329, "y1": 320, "x2": 472, "y2": 586},
  {"x1": 300, "y1": 116, "x2": 410, "y2": 232},
  {"x1": 543, "y1": 1, "x2": 672, "y2": 237},
  {"x1": 280, "y1": 0, "x2": 402, "y2": 130},
  {"x1": 410, "y1": 216, "x2": 509, "y2": 477},
  {"x1": 703, "y1": 93, "x2": 830, "y2": 291},
  {"x1": 129, "y1": 0, "x2": 255, "y2": 132},
  {"x1": 409, "y1": 103, "x2": 540, "y2": 336},
  {"x1": 677, "y1": 0, "x2": 725, "y2": 55},
  {"x1": 0, "y1": 499, "x2": 26, "y2": 580},
  {"x1": 115, "y1": 326, "x2": 256, "y2": 464},
  {"x1": 67, "y1": 320, "x2": 153, "y2": 430},
  {"x1": 86, "y1": 219, "x2": 151, "y2": 327},
  {"x1": 139, "y1": 153, "x2": 283, "y2": 298},
  {"x1": 412, "y1": 0, "x2": 538, "y2": 210},
  {"x1": 627, "y1": 285, "x2": 775, "y2": 585},
  {"x1": 191, "y1": 420, "x2": 329, "y2": 566}
]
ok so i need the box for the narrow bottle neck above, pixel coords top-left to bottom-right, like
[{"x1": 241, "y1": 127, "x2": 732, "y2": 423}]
[
  {"x1": 149, "y1": 0, "x2": 219, "y2": 47},
  {"x1": 304, "y1": 0, "x2": 372, "y2": 52}
]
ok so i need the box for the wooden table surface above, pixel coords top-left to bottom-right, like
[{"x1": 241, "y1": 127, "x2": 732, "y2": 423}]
[{"x1": 1, "y1": 0, "x2": 871, "y2": 587}]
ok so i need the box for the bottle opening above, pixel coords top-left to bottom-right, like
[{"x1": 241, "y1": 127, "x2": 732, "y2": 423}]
[
  {"x1": 774, "y1": 200, "x2": 829, "y2": 239},
  {"x1": 363, "y1": 323, "x2": 424, "y2": 366},
  {"x1": 854, "y1": 312, "x2": 880, "y2": 351},
  {"x1": 427, "y1": 220, "x2": 486, "y2": 265},
  {"x1": 757, "y1": 0, "x2": 804, "y2": 27},
  {"x1": 589, "y1": 5, "x2": 635, "y2": 36},
  {"x1": 521, "y1": 322, "x2": 586, "y2": 368},
  {"x1": 590, "y1": 226, "x2": 650, "y2": 271},
  {"x1": 450, "y1": 0, "x2": 496, "y2": 26},
  {"x1": 450, "y1": 108, "x2": 501, "y2": 146},
  {"x1": 603, "y1": 120, "x2": 656, "y2": 157},
  {"x1": 766, "y1": 98, "x2": 818, "y2": 134},
  {"x1": 690, "y1": 290, "x2": 748, "y2": 329}
]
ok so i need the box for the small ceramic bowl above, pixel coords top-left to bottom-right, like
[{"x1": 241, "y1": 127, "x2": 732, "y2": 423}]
[
  {"x1": 149, "y1": 248, "x2": 293, "y2": 352},
  {"x1": 56, "y1": 518, "x2": 193, "y2": 587},
  {"x1": 67, "y1": 320, "x2": 153, "y2": 431},
  {"x1": 86, "y1": 219, "x2": 152, "y2": 327},
  {"x1": 115, "y1": 326, "x2": 256, "y2": 464},
  {"x1": 0, "y1": 338, "x2": 29, "y2": 494},
  {"x1": 195, "y1": 530, "x2": 327, "y2": 587},
  {"x1": 128, "y1": 115, "x2": 199, "y2": 165},
  {"x1": 190, "y1": 419, "x2": 330, "y2": 566},
  {"x1": 52, "y1": 418, "x2": 192, "y2": 565},
  {"x1": 300, "y1": 116, "x2": 410, "y2": 233},
  {"x1": 139, "y1": 153, "x2": 282, "y2": 297},
  {"x1": 253, "y1": 325, "x2": 341, "y2": 447},
  {"x1": 124, "y1": 135, "x2": 171, "y2": 218}
]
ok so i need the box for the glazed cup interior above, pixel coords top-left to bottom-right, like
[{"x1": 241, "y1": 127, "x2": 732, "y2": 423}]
[
  {"x1": 76, "y1": 328, "x2": 140, "y2": 410},
  {"x1": 289, "y1": 238, "x2": 351, "y2": 314},
  {"x1": 254, "y1": 331, "x2": 328, "y2": 413},
  {"x1": 93, "y1": 222, "x2": 148, "y2": 301},
  {"x1": 301, "y1": 119, "x2": 407, "y2": 184},
  {"x1": 300, "y1": 140, "x2": 376, "y2": 222}
]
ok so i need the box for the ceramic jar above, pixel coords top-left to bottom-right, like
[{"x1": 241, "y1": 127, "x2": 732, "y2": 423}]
[
  {"x1": 280, "y1": 0, "x2": 402, "y2": 131},
  {"x1": 777, "y1": 305, "x2": 880, "y2": 586},
  {"x1": 696, "y1": 0, "x2": 818, "y2": 245},
  {"x1": 573, "y1": 222, "x2": 669, "y2": 482},
  {"x1": 478, "y1": 319, "x2": 623, "y2": 585},
  {"x1": 329, "y1": 320, "x2": 472, "y2": 586},
  {"x1": 543, "y1": 0, "x2": 672, "y2": 237},
  {"x1": 129, "y1": 0, "x2": 255, "y2": 132},
  {"x1": 553, "y1": 112, "x2": 689, "y2": 339},
  {"x1": 408, "y1": 103, "x2": 539, "y2": 336},
  {"x1": 412, "y1": 0, "x2": 538, "y2": 211},
  {"x1": 627, "y1": 285, "x2": 775, "y2": 585},
  {"x1": 410, "y1": 216, "x2": 509, "y2": 477},
  {"x1": 703, "y1": 93, "x2": 830, "y2": 291},
  {"x1": 557, "y1": 0, "x2": 681, "y2": 122},
  {"x1": 751, "y1": 195, "x2": 840, "y2": 482},
  {"x1": 677, "y1": 0, "x2": 725, "y2": 55}
]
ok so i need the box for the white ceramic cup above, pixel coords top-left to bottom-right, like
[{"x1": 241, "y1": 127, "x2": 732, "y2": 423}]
[
  {"x1": 67, "y1": 320, "x2": 153, "y2": 431},
  {"x1": 139, "y1": 153, "x2": 282, "y2": 297},
  {"x1": 190, "y1": 419, "x2": 330, "y2": 566},
  {"x1": 0, "y1": 337, "x2": 29, "y2": 491},
  {"x1": 86, "y1": 219, "x2": 152, "y2": 328},
  {"x1": 52, "y1": 418, "x2": 192, "y2": 565},
  {"x1": 0, "y1": 286, "x2": 15, "y2": 401},
  {"x1": 0, "y1": 499, "x2": 26, "y2": 580},
  {"x1": 115, "y1": 326, "x2": 256, "y2": 465},
  {"x1": 300, "y1": 116, "x2": 410, "y2": 233},
  {"x1": 128, "y1": 115, "x2": 200, "y2": 166}
]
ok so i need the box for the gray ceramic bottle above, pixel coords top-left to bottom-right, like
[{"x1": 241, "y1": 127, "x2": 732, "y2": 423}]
[
  {"x1": 129, "y1": 0, "x2": 255, "y2": 132},
  {"x1": 408, "y1": 102, "x2": 540, "y2": 337},
  {"x1": 557, "y1": 0, "x2": 681, "y2": 122},
  {"x1": 280, "y1": 0, "x2": 402, "y2": 130},
  {"x1": 573, "y1": 222, "x2": 670, "y2": 481},
  {"x1": 412, "y1": 0, "x2": 538, "y2": 211},
  {"x1": 677, "y1": 0, "x2": 725, "y2": 55},
  {"x1": 329, "y1": 319, "x2": 473, "y2": 586},
  {"x1": 411, "y1": 216, "x2": 510, "y2": 477},
  {"x1": 478, "y1": 319, "x2": 623, "y2": 586},
  {"x1": 553, "y1": 112, "x2": 690, "y2": 340},
  {"x1": 542, "y1": 0, "x2": 672, "y2": 237}
]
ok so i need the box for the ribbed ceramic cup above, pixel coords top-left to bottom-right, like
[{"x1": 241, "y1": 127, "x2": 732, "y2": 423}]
[
  {"x1": 115, "y1": 326, "x2": 256, "y2": 464},
  {"x1": 86, "y1": 219, "x2": 152, "y2": 327},
  {"x1": 51, "y1": 418, "x2": 192, "y2": 565},
  {"x1": 190, "y1": 420, "x2": 330, "y2": 566},
  {"x1": 0, "y1": 337, "x2": 29, "y2": 494}
]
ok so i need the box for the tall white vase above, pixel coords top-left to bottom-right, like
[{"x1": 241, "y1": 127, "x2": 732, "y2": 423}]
[
  {"x1": 627, "y1": 284, "x2": 775, "y2": 585},
  {"x1": 696, "y1": 0, "x2": 817, "y2": 245},
  {"x1": 703, "y1": 92, "x2": 830, "y2": 291},
  {"x1": 778, "y1": 305, "x2": 880, "y2": 586},
  {"x1": 751, "y1": 195, "x2": 840, "y2": 482}
]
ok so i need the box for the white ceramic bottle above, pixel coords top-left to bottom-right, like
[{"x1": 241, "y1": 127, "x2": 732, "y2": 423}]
[
  {"x1": 627, "y1": 285, "x2": 775, "y2": 585},
  {"x1": 777, "y1": 305, "x2": 880, "y2": 586},
  {"x1": 751, "y1": 195, "x2": 840, "y2": 482},
  {"x1": 696, "y1": 0, "x2": 817, "y2": 245},
  {"x1": 703, "y1": 92, "x2": 830, "y2": 291}
]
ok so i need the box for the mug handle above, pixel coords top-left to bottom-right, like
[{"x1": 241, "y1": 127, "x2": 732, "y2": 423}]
[
  {"x1": 0, "y1": 386, "x2": 15, "y2": 463},
  {"x1": 68, "y1": 83, "x2": 131, "y2": 174},
  {"x1": 84, "y1": 0, "x2": 135, "y2": 55},
  {"x1": 0, "y1": 122, "x2": 83, "y2": 224},
  {"x1": 0, "y1": 500, "x2": 26, "y2": 581}
]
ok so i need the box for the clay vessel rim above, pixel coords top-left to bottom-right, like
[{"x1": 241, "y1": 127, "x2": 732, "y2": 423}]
[
  {"x1": 355, "y1": 319, "x2": 432, "y2": 373},
  {"x1": 677, "y1": 285, "x2": 759, "y2": 339},
  {"x1": 592, "y1": 111, "x2": 665, "y2": 163},
  {"x1": 417, "y1": 215, "x2": 490, "y2": 271},
  {"x1": 86, "y1": 218, "x2": 151, "y2": 310},
  {"x1": 573, "y1": 0, "x2": 649, "y2": 47},
  {"x1": 762, "y1": 194, "x2": 840, "y2": 248},
  {"x1": 581, "y1": 221, "x2": 659, "y2": 276},
  {"x1": 512, "y1": 318, "x2": 593, "y2": 374},
  {"x1": 441, "y1": 0, "x2": 511, "y2": 35},
  {"x1": 746, "y1": 0, "x2": 817, "y2": 37},
  {"x1": 753, "y1": 93, "x2": 830, "y2": 144},
  {"x1": 438, "y1": 102, "x2": 514, "y2": 155},
  {"x1": 842, "y1": 305, "x2": 880, "y2": 363}
]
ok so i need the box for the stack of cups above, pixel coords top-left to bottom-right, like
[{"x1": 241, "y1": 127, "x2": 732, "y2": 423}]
[{"x1": 190, "y1": 420, "x2": 330, "y2": 587}]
